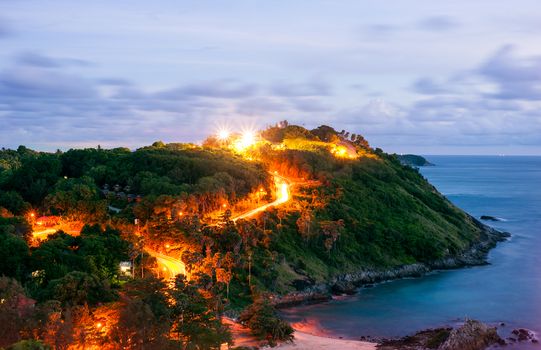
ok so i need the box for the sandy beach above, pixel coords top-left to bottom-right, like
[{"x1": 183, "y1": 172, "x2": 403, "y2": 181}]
[
  {"x1": 271, "y1": 331, "x2": 377, "y2": 350},
  {"x1": 226, "y1": 317, "x2": 377, "y2": 350}
]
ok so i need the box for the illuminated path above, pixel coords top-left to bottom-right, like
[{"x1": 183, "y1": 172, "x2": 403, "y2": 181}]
[
  {"x1": 146, "y1": 249, "x2": 186, "y2": 279},
  {"x1": 232, "y1": 175, "x2": 290, "y2": 222},
  {"x1": 146, "y1": 173, "x2": 299, "y2": 278},
  {"x1": 32, "y1": 228, "x2": 57, "y2": 241}
]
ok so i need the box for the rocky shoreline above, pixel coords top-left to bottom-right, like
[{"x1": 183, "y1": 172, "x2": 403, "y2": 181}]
[{"x1": 274, "y1": 221, "x2": 509, "y2": 308}]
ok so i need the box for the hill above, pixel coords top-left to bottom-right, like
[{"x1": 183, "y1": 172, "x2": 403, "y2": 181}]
[
  {"x1": 396, "y1": 154, "x2": 434, "y2": 167},
  {"x1": 0, "y1": 124, "x2": 507, "y2": 348}
]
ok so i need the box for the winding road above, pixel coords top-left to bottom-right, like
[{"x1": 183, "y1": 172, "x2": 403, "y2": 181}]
[
  {"x1": 146, "y1": 249, "x2": 186, "y2": 279},
  {"x1": 148, "y1": 173, "x2": 293, "y2": 279},
  {"x1": 232, "y1": 175, "x2": 290, "y2": 221}
]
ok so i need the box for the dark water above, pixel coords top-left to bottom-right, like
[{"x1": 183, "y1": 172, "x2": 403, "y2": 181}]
[{"x1": 282, "y1": 156, "x2": 541, "y2": 347}]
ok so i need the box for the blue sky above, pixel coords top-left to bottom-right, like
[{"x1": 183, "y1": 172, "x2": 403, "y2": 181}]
[{"x1": 1, "y1": 0, "x2": 540, "y2": 154}]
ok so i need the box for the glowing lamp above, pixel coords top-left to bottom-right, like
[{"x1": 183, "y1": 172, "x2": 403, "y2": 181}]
[
  {"x1": 240, "y1": 131, "x2": 255, "y2": 147},
  {"x1": 217, "y1": 128, "x2": 230, "y2": 141}
]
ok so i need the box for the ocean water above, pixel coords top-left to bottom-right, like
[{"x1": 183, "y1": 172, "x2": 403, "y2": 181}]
[{"x1": 282, "y1": 156, "x2": 541, "y2": 347}]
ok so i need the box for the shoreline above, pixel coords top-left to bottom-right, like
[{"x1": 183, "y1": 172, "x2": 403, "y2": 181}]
[
  {"x1": 273, "y1": 220, "x2": 509, "y2": 308},
  {"x1": 230, "y1": 223, "x2": 512, "y2": 349},
  {"x1": 269, "y1": 328, "x2": 377, "y2": 350},
  {"x1": 226, "y1": 317, "x2": 378, "y2": 350}
]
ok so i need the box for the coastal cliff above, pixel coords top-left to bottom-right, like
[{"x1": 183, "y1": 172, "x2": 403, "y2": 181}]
[{"x1": 274, "y1": 221, "x2": 509, "y2": 307}]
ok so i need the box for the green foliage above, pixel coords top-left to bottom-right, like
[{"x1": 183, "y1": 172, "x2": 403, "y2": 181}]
[
  {"x1": 169, "y1": 275, "x2": 232, "y2": 349},
  {"x1": 111, "y1": 277, "x2": 175, "y2": 349},
  {"x1": 0, "y1": 125, "x2": 494, "y2": 348},
  {"x1": 7, "y1": 340, "x2": 51, "y2": 350},
  {"x1": 4, "y1": 154, "x2": 62, "y2": 205},
  {"x1": 0, "y1": 217, "x2": 31, "y2": 240},
  {"x1": 45, "y1": 176, "x2": 107, "y2": 222},
  {"x1": 396, "y1": 154, "x2": 434, "y2": 167},
  {"x1": 44, "y1": 271, "x2": 115, "y2": 306},
  {"x1": 0, "y1": 233, "x2": 29, "y2": 280},
  {"x1": 0, "y1": 191, "x2": 30, "y2": 216},
  {"x1": 239, "y1": 299, "x2": 294, "y2": 346},
  {"x1": 28, "y1": 226, "x2": 130, "y2": 303}
]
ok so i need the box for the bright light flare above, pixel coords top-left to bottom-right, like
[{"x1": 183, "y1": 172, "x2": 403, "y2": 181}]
[
  {"x1": 217, "y1": 128, "x2": 230, "y2": 141},
  {"x1": 233, "y1": 129, "x2": 257, "y2": 152},
  {"x1": 278, "y1": 182, "x2": 289, "y2": 204},
  {"x1": 331, "y1": 145, "x2": 358, "y2": 159},
  {"x1": 240, "y1": 130, "x2": 255, "y2": 148}
]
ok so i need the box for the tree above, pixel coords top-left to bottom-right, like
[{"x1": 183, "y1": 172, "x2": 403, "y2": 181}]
[
  {"x1": 45, "y1": 176, "x2": 107, "y2": 223},
  {"x1": 215, "y1": 268, "x2": 232, "y2": 300},
  {"x1": 319, "y1": 219, "x2": 344, "y2": 253},
  {"x1": 0, "y1": 232, "x2": 29, "y2": 280},
  {"x1": 0, "y1": 277, "x2": 35, "y2": 347},
  {"x1": 6, "y1": 154, "x2": 62, "y2": 205},
  {"x1": 0, "y1": 191, "x2": 30, "y2": 215},
  {"x1": 45, "y1": 271, "x2": 115, "y2": 306},
  {"x1": 239, "y1": 299, "x2": 293, "y2": 346},
  {"x1": 169, "y1": 275, "x2": 232, "y2": 350},
  {"x1": 8, "y1": 340, "x2": 51, "y2": 350},
  {"x1": 112, "y1": 277, "x2": 173, "y2": 350},
  {"x1": 296, "y1": 208, "x2": 314, "y2": 241}
]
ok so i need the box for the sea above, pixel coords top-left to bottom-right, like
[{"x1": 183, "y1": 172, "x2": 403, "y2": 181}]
[{"x1": 282, "y1": 156, "x2": 541, "y2": 348}]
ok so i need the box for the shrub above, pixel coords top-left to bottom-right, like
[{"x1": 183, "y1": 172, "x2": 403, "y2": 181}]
[{"x1": 239, "y1": 299, "x2": 294, "y2": 346}]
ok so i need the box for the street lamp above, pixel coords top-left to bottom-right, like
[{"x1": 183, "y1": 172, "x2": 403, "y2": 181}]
[{"x1": 217, "y1": 128, "x2": 230, "y2": 141}]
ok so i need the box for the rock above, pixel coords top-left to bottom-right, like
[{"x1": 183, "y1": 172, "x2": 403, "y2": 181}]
[
  {"x1": 276, "y1": 221, "x2": 509, "y2": 305},
  {"x1": 511, "y1": 328, "x2": 537, "y2": 343},
  {"x1": 438, "y1": 319, "x2": 504, "y2": 350},
  {"x1": 378, "y1": 327, "x2": 452, "y2": 349},
  {"x1": 480, "y1": 215, "x2": 500, "y2": 221},
  {"x1": 331, "y1": 280, "x2": 357, "y2": 294}
]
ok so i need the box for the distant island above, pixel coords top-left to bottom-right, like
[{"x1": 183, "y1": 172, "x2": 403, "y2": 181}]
[
  {"x1": 397, "y1": 154, "x2": 435, "y2": 167},
  {"x1": 0, "y1": 123, "x2": 507, "y2": 349}
]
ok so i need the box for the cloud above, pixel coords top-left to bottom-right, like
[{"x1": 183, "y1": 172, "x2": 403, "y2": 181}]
[
  {"x1": 0, "y1": 67, "x2": 97, "y2": 98},
  {"x1": 289, "y1": 97, "x2": 332, "y2": 113},
  {"x1": 417, "y1": 16, "x2": 459, "y2": 32},
  {"x1": 270, "y1": 80, "x2": 331, "y2": 97},
  {"x1": 98, "y1": 78, "x2": 132, "y2": 86},
  {"x1": 16, "y1": 52, "x2": 93, "y2": 68},
  {"x1": 365, "y1": 24, "x2": 398, "y2": 38},
  {"x1": 478, "y1": 45, "x2": 541, "y2": 100},
  {"x1": 412, "y1": 77, "x2": 450, "y2": 94},
  {"x1": 0, "y1": 17, "x2": 12, "y2": 38},
  {"x1": 338, "y1": 99, "x2": 403, "y2": 125},
  {"x1": 2, "y1": 44, "x2": 541, "y2": 154},
  {"x1": 236, "y1": 97, "x2": 287, "y2": 115},
  {"x1": 0, "y1": 51, "x2": 334, "y2": 149},
  {"x1": 337, "y1": 45, "x2": 541, "y2": 152},
  {"x1": 155, "y1": 81, "x2": 258, "y2": 100}
]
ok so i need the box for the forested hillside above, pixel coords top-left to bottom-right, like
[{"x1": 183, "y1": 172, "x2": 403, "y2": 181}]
[{"x1": 0, "y1": 124, "x2": 503, "y2": 349}]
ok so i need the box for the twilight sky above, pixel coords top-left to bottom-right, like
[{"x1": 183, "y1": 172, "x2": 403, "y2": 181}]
[{"x1": 1, "y1": 1, "x2": 541, "y2": 154}]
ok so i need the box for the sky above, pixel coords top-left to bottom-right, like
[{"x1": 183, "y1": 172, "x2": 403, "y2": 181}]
[{"x1": 1, "y1": 0, "x2": 541, "y2": 154}]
